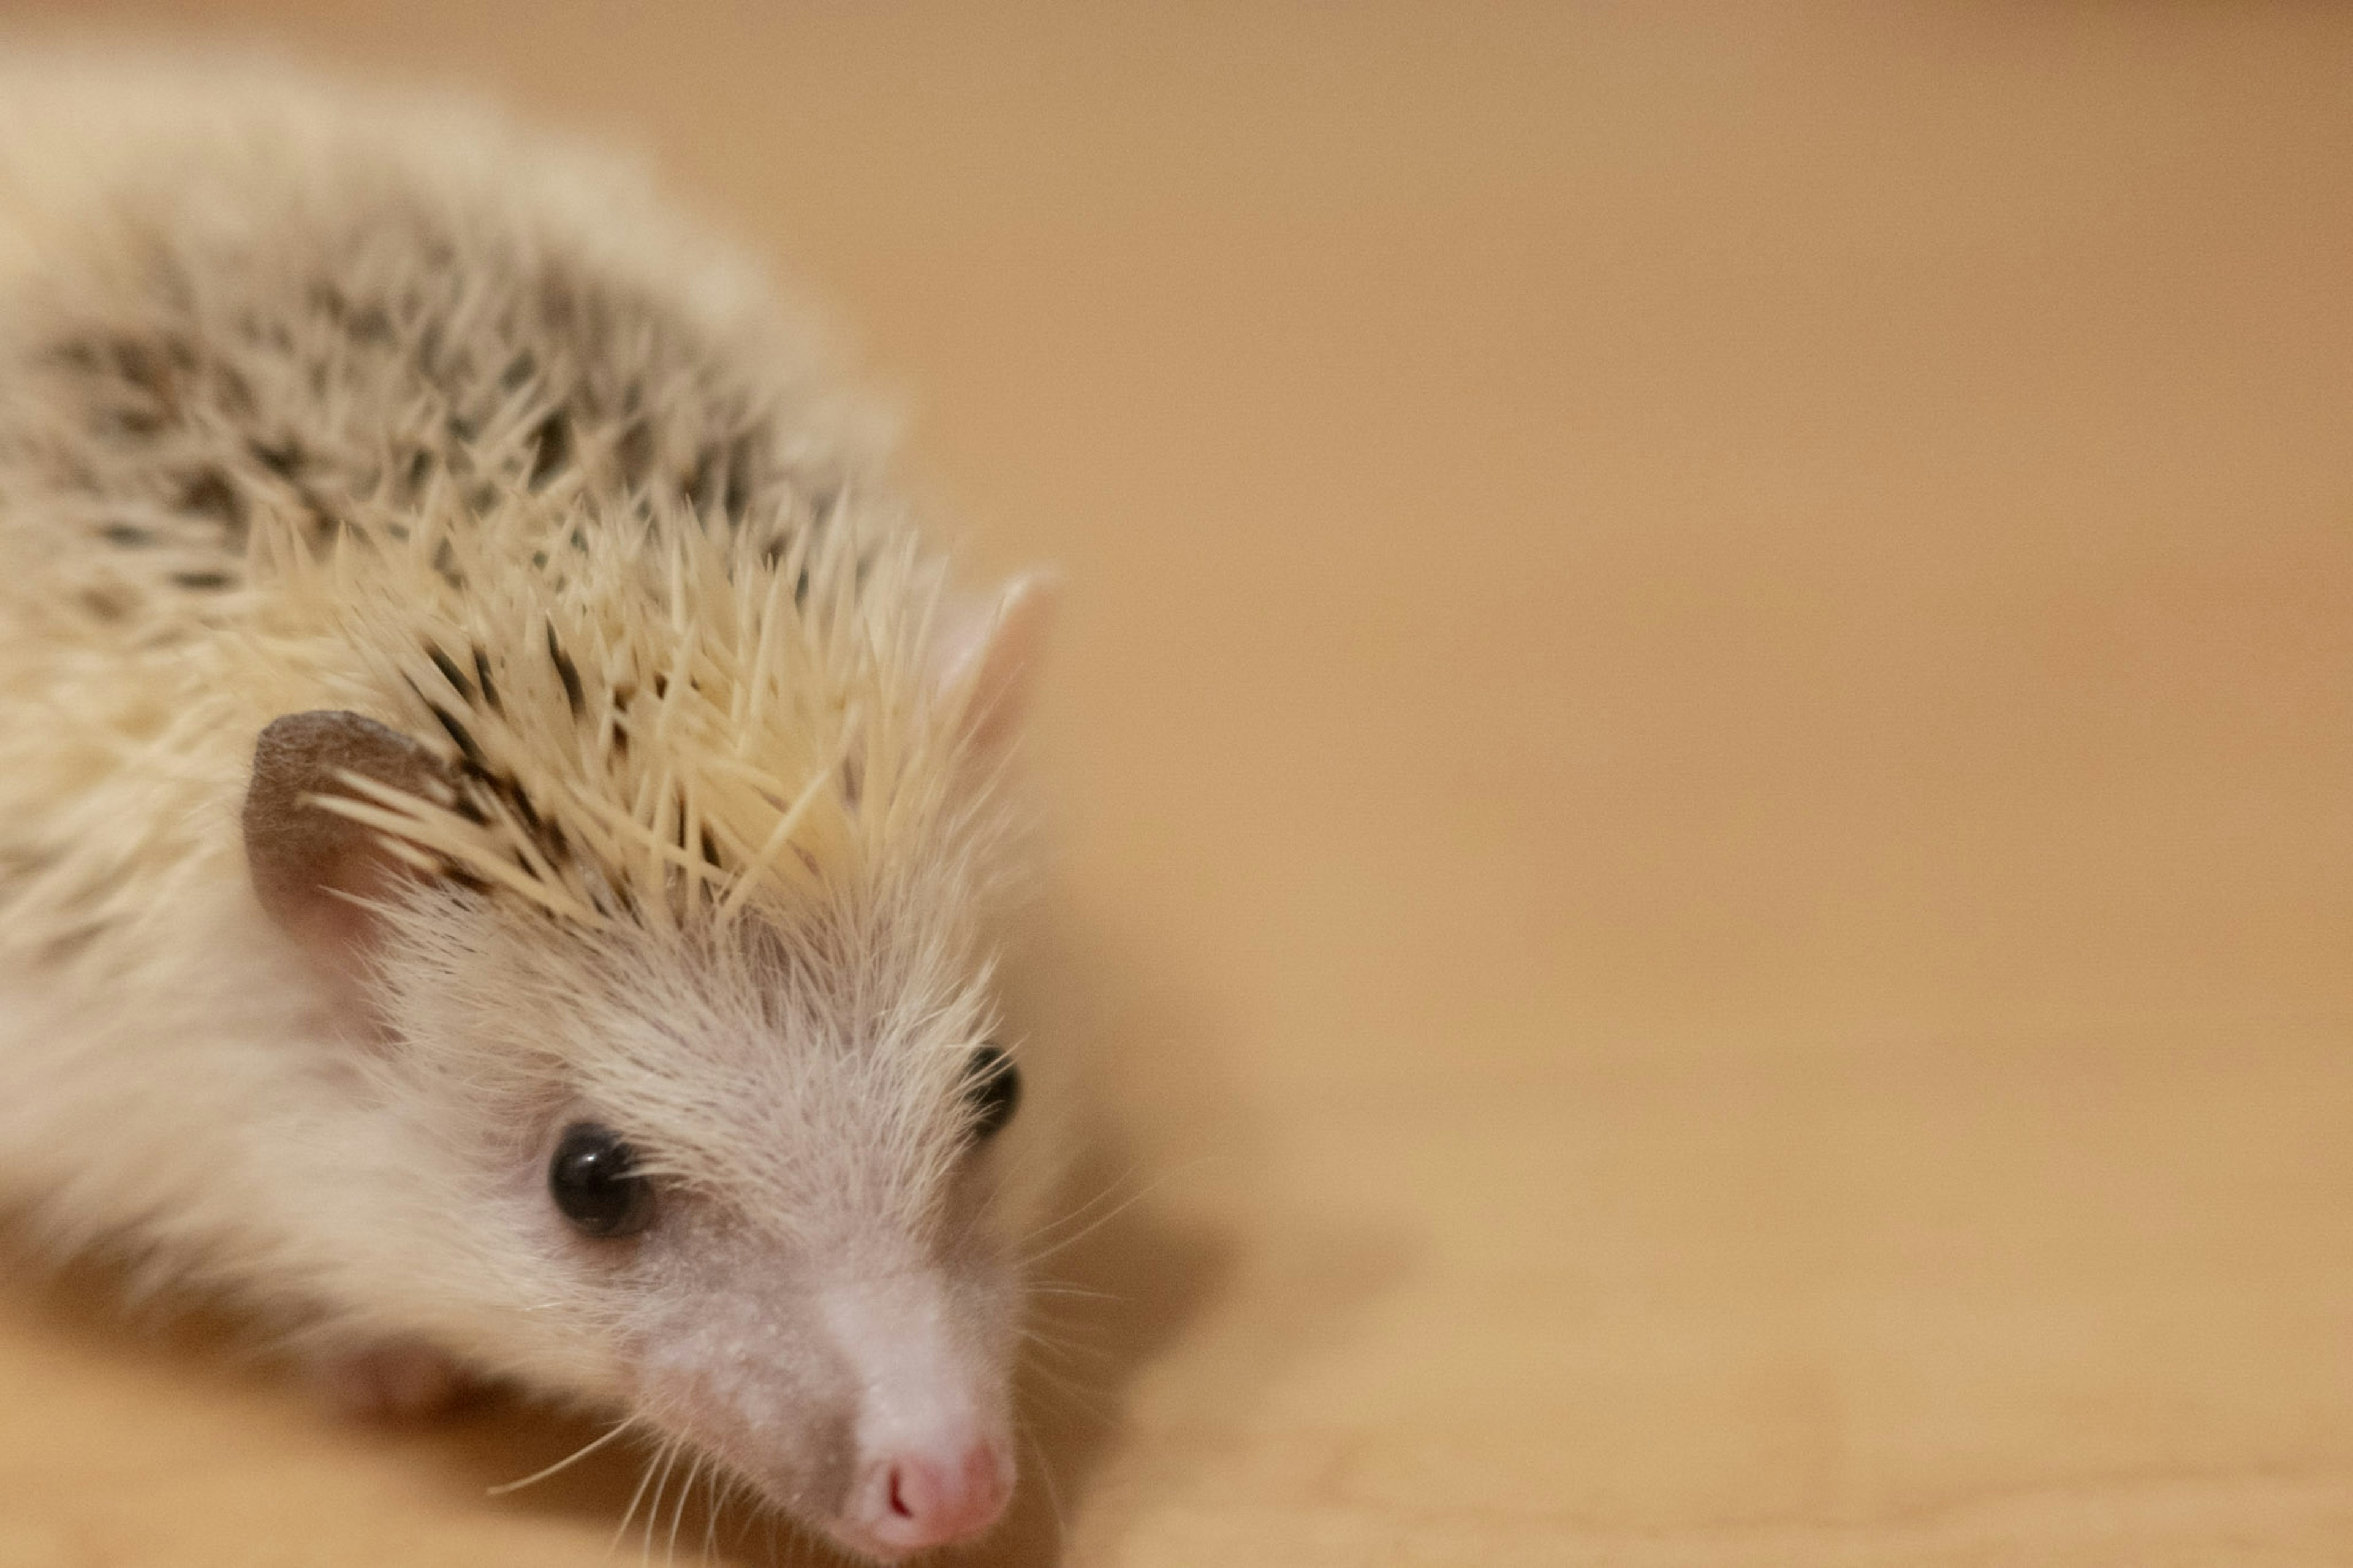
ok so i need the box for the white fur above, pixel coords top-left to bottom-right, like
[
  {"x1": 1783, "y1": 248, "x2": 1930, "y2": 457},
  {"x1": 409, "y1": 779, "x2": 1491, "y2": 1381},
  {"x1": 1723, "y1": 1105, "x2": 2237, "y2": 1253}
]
[{"x1": 0, "y1": 58, "x2": 1055, "y2": 1560}]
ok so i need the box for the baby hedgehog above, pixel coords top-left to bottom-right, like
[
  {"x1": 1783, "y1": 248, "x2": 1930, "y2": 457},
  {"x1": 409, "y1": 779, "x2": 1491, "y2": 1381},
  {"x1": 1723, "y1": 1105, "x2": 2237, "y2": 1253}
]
[{"x1": 0, "y1": 62, "x2": 1059, "y2": 1561}]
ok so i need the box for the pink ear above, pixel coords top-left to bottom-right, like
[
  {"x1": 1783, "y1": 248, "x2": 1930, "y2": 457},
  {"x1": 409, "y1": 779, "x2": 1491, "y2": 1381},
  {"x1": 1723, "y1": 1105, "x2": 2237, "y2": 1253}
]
[
  {"x1": 932, "y1": 571, "x2": 1058, "y2": 754},
  {"x1": 243, "y1": 710, "x2": 446, "y2": 969}
]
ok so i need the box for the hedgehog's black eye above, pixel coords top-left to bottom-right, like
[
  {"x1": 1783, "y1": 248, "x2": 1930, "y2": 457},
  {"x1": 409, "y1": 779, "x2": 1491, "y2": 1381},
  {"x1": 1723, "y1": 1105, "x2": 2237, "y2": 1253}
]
[
  {"x1": 549, "y1": 1122, "x2": 655, "y2": 1238},
  {"x1": 963, "y1": 1043, "x2": 1021, "y2": 1143}
]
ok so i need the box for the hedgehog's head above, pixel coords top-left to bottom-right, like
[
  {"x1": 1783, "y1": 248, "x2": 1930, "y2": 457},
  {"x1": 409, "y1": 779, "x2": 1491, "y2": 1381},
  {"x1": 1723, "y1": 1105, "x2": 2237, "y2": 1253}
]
[{"x1": 241, "y1": 574, "x2": 1057, "y2": 1562}]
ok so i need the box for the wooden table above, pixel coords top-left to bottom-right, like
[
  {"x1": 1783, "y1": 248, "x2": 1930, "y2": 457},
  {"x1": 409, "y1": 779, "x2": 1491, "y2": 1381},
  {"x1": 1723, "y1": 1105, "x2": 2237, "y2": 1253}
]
[{"x1": 4, "y1": 5, "x2": 2350, "y2": 1563}]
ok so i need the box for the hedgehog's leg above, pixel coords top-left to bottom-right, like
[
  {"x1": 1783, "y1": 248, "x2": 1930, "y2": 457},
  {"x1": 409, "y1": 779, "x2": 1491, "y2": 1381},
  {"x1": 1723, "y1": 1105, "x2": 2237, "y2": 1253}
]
[{"x1": 312, "y1": 1338, "x2": 472, "y2": 1420}]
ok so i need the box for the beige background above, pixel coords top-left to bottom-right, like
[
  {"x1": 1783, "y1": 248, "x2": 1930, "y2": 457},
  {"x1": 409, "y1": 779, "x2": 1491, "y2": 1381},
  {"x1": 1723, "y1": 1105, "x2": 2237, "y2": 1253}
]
[{"x1": 3, "y1": 4, "x2": 2352, "y2": 1564}]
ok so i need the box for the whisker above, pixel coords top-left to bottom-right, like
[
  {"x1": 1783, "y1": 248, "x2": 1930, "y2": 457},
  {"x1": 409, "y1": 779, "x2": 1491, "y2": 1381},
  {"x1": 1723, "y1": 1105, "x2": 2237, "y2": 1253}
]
[
  {"x1": 723, "y1": 1468, "x2": 762, "y2": 1553},
  {"x1": 1020, "y1": 1417, "x2": 1067, "y2": 1562},
  {"x1": 1012, "y1": 1161, "x2": 1148, "y2": 1256},
  {"x1": 640, "y1": 1439, "x2": 684, "y2": 1567},
  {"x1": 1025, "y1": 1335, "x2": 1111, "y2": 1369},
  {"x1": 1020, "y1": 1324, "x2": 1116, "y2": 1369},
  {"x1": 1017, "y1": 1173, "x2": 1182, "y2": 1273},
  {"x1": 700, "y1": 1461, "x2": 725, "y2": 1563},
  {"x1": 1015, "y1": 1154, "x2": 1221, "y2": 1275},
  {"x1": 608, "y1": 1436, "x2": 670, "y2": 1559},
  {"x1": 486, "y1": 1418, "x2": 635, "y2": 1496},
  {"x1": 1020, "y1": 1320, "x2": 1074, "y2": 1350},
  {"x1": 1021, "y1": 1358, "x2": 1118, "y2": 1429},
  {"x1": 666, "y1": 1451, "x2": 703, "y2": 1565}
]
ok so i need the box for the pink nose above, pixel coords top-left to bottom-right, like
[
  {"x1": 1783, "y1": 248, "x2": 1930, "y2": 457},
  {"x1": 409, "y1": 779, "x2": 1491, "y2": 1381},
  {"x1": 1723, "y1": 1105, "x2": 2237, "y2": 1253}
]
[{"x1": 847, "y1": 1437, "x2": 1014, "y2": 1556}]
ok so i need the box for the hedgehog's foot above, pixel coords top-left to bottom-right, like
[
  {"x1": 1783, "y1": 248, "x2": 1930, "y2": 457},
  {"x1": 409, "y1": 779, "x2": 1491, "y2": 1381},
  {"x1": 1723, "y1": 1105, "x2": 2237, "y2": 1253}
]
[{"x1": 313, "y1": 1338, "x2": 471, "y2": 1419}]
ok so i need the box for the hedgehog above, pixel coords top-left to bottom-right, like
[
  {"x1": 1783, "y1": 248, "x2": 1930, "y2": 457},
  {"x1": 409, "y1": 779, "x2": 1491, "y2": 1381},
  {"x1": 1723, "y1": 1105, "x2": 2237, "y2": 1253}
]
[{"x1": 0, "y1": 60, "x2": 1061, "y2": 1561}]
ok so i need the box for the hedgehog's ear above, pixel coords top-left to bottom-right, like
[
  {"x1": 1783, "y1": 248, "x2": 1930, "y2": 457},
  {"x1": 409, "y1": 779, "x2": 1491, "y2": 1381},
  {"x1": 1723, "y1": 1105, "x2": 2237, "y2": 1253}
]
[
  {"x1": 933, "y1": 570, "x2": 1058, "y2": 754},
  {"x1": 244, "y1": 711, "x2": 445, "y2": 971}
]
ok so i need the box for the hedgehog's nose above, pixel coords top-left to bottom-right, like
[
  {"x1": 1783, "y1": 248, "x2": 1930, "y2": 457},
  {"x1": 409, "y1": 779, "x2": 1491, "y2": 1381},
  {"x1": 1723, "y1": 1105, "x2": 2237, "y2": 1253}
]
[{"x1": 849, "y1": 1433, "x2": 1014, "y2": 1555}]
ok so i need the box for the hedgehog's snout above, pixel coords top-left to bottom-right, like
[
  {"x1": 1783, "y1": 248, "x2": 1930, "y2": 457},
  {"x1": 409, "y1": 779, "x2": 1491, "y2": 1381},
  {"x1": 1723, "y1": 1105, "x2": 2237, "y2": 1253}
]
[
  {"x1": 630, "y1": 1254, "x2": 1017, "y2": 1561},
  {"x1": 819, "y1": 1276, "x2": 1016, "y2": 1559}
]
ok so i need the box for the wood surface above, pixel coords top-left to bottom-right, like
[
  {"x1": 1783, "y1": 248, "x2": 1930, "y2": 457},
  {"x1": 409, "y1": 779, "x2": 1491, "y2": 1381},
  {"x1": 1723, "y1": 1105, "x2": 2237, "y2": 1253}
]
[{"x1": 2, "y1": 4, "x2": 2350, "y2": 1564}]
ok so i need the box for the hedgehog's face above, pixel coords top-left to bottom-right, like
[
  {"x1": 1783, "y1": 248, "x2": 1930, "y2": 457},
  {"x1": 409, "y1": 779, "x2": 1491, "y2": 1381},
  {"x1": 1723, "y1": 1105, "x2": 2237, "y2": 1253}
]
[
  {"x1": 361, "y1": 893, "x2": 1039, "y2": 1563},
  {"x1": 535, "y1": 911, "x2": 1031, "y2": 1562},
  {"x1": 242, "y1": 578, "x2": 1058, "y2": 1561}
]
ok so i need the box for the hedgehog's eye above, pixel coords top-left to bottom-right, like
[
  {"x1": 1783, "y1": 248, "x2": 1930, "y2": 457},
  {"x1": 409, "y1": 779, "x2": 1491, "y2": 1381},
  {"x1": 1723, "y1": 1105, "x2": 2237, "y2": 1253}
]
[
  {"x1": 962, "y1": 1043, "x2": 1021, "y2": 1143},
  {"x1": 549, "y1": 1121, "x2": 656, "y2": 1238}
]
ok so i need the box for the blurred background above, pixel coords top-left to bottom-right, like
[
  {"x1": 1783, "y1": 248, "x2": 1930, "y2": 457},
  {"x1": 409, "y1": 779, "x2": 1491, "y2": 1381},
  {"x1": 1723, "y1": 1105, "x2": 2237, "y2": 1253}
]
[{"x1": 2, "y1": 4, "x2": 2351, "y2": 1564}]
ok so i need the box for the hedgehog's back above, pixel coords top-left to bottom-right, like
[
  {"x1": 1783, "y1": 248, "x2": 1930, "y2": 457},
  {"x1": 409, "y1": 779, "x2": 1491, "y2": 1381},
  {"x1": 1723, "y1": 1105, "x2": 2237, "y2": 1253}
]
[{"x1": 0, "y1": 64, "x2": 945, "y2": 965}]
